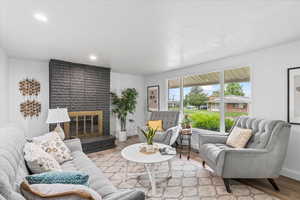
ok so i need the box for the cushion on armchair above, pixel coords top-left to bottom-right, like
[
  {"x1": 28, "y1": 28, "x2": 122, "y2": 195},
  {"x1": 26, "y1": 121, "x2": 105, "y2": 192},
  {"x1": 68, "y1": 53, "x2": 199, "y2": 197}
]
[
  {"x1": 148, "y1": 120, "x2": 164, "y2": 131},
  {"x1": 226, "y1": 126, "x2": 252, "y2": 148}
]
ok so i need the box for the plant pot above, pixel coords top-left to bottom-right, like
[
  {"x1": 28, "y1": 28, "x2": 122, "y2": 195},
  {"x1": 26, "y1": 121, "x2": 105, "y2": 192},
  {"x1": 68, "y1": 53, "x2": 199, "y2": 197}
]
[
  {"x1": 146, "y1": 144, "x2": 155, "y2": 153},
  {"x1": 118, "y1": 131, "x2": 127, "y2": 142}
]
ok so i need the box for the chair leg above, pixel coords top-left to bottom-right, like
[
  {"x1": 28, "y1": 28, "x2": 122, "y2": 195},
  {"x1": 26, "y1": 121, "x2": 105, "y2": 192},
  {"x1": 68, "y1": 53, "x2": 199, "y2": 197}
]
[
  {"x1": 223, "y1": 178, "x2": 232, "y2": 193},
  {"x1": 268, "y1": 178, "x2": 280, "y2": 191},
  {"x1": 202, "y1": 161, "x2": 205, "y2": 168}
]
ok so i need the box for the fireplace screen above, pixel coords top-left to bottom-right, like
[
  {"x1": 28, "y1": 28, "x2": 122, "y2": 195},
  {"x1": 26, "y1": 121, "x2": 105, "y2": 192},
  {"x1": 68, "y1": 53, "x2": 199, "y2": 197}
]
[{"x1": 64, "y1": 111, "x2": 103, "y2": 139}]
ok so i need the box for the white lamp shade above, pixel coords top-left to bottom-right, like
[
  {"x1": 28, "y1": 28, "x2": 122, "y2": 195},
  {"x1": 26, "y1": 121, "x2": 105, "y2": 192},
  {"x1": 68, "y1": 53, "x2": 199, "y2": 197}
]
[{"x1": 46, "y1": 108, "x2": 70, "y2": 124}]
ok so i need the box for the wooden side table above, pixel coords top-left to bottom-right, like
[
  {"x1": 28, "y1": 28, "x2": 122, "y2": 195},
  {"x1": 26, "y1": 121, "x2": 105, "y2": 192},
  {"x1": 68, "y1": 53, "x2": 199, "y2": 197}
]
[{"x1": 178, "y1": 128, "x2": 192, "y2": 160}]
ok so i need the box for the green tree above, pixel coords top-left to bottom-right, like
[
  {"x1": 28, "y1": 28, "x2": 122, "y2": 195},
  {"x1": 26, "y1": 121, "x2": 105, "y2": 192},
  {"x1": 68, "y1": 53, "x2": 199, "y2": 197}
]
[
  {"x1": 185, "y1": 86, "x2": 208, "y2": 109},
  {"x1": 225, "y1": 83, "x2": 245, "y2": 96}
]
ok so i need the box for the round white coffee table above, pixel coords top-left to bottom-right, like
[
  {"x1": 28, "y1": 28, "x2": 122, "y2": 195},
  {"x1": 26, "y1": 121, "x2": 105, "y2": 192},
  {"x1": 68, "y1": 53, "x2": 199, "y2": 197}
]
[{"x1": 121, "y1": 143, "x2": 176, "y2": 195}]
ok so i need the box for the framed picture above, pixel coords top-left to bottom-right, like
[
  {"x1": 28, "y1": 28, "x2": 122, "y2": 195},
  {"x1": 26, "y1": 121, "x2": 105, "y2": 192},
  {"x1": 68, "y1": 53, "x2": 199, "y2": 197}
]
[
  {"x1": 147, "y1": 85, "x2": 160, "y2": 112},
  {"x1": 288, "y1": 67, "x2": 300, "y2": 124}
]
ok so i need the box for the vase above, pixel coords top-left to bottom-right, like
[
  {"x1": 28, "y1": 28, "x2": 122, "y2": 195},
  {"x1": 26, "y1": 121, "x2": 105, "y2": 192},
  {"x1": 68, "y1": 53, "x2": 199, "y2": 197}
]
[{"x1": 146, "y1": 144, "x2": 155, "y2": 153}]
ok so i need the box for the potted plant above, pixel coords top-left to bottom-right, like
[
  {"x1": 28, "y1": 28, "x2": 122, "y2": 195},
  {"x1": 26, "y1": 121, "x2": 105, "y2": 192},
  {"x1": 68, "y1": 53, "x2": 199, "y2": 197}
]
[
  {"x1": 111, "y1": 88, "x2": 138, "y2": 142},
  {"x1": 140, "y1": 127, "x2": 157, "y2": 152},
  {"x1": 181, "y1": 114, "x2": 192, "y2": 129}
]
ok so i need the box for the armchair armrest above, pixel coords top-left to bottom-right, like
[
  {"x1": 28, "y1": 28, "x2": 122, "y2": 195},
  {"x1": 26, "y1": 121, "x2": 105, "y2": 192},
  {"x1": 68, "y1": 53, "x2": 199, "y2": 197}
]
[
  {"x1": 64, "y1": 138, "x2": 83, "y2": 152},
  {"x1": 198, "y1": 133, "x2": 228, "y2": 146}
]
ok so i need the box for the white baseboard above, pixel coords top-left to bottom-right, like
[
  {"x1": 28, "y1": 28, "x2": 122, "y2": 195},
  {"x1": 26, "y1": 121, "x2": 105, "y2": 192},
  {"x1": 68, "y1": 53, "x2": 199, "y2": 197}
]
[{"x1": 281, "y1": 168, "x2": 300, "y2": 181}]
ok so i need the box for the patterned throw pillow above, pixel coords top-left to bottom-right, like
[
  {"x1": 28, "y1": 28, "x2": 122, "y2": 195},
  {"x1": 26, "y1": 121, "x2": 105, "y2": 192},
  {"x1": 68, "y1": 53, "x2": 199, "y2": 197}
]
[
  {"x1": 33, "y1": 132, "x2": 72, "y2": 164},
  {"x1": 226, "y1": 126, "x2": 252, "y2": 148},
  {"x1": 25, "y1": 171, "x2": 89, "y2": 185},
  {"x1": 24, "y1": 143, "x2": 62, "y2": 174}
]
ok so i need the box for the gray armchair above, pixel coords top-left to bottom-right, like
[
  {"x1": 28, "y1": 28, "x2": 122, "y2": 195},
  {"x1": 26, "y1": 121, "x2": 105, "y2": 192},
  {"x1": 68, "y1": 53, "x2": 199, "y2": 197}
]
[
  {"x1": 138, "y1": 111, "x2": 180, "y2": 146},
  {"x1": 198, "y1": 116, "x2": 291, "y2": 193}
]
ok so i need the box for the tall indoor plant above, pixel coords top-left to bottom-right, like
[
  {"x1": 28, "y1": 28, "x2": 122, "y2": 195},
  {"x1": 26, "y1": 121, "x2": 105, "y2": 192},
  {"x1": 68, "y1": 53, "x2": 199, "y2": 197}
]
[{"x1": 111, "y1": 88, "x2": 138, "y2": 141}]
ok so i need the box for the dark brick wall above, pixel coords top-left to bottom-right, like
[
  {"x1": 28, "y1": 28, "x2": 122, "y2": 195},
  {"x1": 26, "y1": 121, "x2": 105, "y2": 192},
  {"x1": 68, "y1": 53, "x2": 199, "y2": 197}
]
[{"x1": 49, "y1": 59, "x2": 111, "y2": 136}]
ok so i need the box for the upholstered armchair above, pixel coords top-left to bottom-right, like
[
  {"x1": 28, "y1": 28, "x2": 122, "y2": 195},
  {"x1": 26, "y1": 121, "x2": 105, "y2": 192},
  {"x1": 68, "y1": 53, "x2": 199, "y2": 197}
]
[
  {"x1": 138, "y1": 111, "x2": 180, "y2": 146},
  {"x1": 198, "y1": 116, "x2": 291, "y2": 193}
]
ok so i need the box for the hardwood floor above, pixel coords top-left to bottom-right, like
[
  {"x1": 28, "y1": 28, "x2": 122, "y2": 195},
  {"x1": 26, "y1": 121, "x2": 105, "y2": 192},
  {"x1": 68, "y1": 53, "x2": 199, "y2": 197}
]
[{"x1": 112, "y1": 136, "x2": 300, "y2": 200}]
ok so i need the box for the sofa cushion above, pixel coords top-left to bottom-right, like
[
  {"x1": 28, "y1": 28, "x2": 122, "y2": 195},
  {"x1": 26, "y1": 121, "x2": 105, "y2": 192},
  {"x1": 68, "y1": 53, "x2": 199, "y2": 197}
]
[
  {"x1": 200, "y1": 143, "x2": 231, "y2": 165},
  {"x1": 226, "y1": 127, "x2": 252, "y2": 148},
  {"x1": 235, "y1": 116, "x2": 278, "y2": 149},
  {"x1": 61, "y1": 151, "x2": 117, "y2": 198}
]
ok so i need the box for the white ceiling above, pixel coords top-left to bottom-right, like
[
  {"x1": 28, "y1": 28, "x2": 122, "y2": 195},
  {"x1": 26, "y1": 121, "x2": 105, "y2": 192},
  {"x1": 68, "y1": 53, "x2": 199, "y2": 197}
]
[{"x1": 1, "y1": 0, "x2": 300, "y2": 75}]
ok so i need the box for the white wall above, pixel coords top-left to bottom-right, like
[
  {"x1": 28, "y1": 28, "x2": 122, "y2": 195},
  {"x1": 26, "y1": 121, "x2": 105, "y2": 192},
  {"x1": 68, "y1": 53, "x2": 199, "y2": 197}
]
[
  {"x1": 0, "y1": 48, "x2": 9, "y2": 127},
  {"x1": 8, "y1": 58, "x2": 49, "y2": 138},
  {"x1": 7, "y1": 59, "x2": 146, "y2": 138},
  {"x1": 110, "y1": 72, "x2": 146, "y2": 138},
  {"x1": 145, "y1": 40, "x2": 300, "y2": 181}
]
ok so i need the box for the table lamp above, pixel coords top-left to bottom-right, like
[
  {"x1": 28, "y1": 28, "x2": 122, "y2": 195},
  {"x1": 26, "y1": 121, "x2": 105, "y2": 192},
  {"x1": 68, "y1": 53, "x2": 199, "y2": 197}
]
[{"x1": 46, "y1": 108, "x2": 70, "y2": 140}]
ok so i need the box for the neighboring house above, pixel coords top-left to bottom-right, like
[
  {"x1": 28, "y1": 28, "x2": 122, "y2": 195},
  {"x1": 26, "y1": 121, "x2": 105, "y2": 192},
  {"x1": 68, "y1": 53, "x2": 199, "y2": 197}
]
[
  {"x1": 168, "y1": 100, "x2": 179, "y2": 109},
  {"x1": 207, "y1": 95, "x2": 251, "y2": 113}
]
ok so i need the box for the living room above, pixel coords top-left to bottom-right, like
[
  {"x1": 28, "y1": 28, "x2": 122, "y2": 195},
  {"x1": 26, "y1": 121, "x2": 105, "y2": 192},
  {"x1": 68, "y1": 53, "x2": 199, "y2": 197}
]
[{"x1": 1, "y1": 1, "x2": 300, "y2": 200}]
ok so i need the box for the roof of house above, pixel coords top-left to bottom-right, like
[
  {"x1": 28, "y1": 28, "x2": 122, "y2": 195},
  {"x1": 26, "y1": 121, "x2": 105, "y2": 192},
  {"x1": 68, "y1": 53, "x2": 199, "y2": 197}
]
[{"x1": 208, "y1": 95, "x2": 251, "y2": 104}]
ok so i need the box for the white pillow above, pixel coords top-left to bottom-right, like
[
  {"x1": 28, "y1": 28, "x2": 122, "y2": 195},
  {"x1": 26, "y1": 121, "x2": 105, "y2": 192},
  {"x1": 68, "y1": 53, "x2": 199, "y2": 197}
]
[
  {"x1": 24, "y1": 143, "x2": 61, "y2": 174},
  {"x1": 21, "y1": 181, "x2": 102, "y2": 200},
  {"x1": 226, "y1": 126, "x2": 252, "y2": 148},
  {"x1": 32, "y1": 132, "x2": 72, "y2": 164}
]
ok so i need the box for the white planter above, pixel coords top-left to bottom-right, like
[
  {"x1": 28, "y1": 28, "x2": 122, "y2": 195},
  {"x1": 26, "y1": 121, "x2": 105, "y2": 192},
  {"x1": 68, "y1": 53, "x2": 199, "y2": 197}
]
[{"x1": 118, "y1": 131, "x2": 127, "y2": 142}]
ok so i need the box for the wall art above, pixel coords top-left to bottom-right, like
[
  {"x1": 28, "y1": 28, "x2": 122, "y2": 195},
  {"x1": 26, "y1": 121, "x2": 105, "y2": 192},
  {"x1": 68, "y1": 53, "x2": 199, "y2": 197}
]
[{"x1": 147, "y1": 85, "x2": 160, "y2": 112}]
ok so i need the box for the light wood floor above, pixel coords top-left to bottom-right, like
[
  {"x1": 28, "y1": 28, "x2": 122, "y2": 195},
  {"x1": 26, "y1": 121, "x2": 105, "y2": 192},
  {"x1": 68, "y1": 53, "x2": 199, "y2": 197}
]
[{"x1": 113, "y1": 136, "x2": 300, "y2": 200}]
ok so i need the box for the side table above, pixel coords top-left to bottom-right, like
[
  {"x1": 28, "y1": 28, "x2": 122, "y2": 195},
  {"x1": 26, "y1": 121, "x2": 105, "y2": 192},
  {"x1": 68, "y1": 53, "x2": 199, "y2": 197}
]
[{"x1": 178, "y1": 128, "x2": 192, "y2": 160}]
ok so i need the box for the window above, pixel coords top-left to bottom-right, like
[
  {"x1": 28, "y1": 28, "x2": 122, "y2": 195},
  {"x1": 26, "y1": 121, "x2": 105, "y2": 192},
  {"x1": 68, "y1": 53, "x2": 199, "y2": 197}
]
[
  {"x1": 167, "y1": 67, "x2": 251, "y2": 133},
  {"x1": 168, "y1": 78, "x2": 181, "y2": 111}
]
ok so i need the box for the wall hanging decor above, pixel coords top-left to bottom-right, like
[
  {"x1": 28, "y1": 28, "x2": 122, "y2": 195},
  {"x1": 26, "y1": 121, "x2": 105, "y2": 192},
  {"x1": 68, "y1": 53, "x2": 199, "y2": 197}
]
[
  {"x1": 20, "y1": 100, "x2": 42, "y2": 118},
  {"x1": 19, "y1": 78, "x2": 41, "y2": 119},
  {"x1": 147, "y1": 85, "x2": 160, "y2": 112},
  {"x1": 19, "y1": 78, "x2": 41, "y2": 96},
  {"x1": 288, "y1": 66, "x2": 300, "y2": 124}
]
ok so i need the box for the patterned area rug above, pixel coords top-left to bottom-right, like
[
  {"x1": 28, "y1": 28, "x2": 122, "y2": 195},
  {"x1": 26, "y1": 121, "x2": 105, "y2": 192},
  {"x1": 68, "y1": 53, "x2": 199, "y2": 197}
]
[{"x1": 88, "y1": 150, "x2": 279, "y2": 200}]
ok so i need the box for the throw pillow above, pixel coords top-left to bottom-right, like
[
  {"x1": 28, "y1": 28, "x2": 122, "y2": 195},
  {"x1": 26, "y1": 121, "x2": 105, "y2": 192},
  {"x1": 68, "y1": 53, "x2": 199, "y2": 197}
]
[
  {"x1": 148, "y1": 120, "x2": 163, "y2": 131},
  {"x1": 32, "y1": 132, "x2": 72, "y2": 164},
  {"x1": 25, "y1": 171, "x2": 89, "y2": 185},
  {"x1": 226, "y1": 126, "x2": 252, "y2": 148},
  {"x1": 21, "y1": 181, "x2": 101, "y2": 200},
  {"x1": 24, "y1": 143, "x2": 62, "y2": 174}
]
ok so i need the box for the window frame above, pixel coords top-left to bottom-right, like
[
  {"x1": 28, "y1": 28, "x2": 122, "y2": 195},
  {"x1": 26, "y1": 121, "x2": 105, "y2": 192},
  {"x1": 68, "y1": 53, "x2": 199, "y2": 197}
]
[{"x1": 167, "y1": 66, "x2": 251, "y2": 134}]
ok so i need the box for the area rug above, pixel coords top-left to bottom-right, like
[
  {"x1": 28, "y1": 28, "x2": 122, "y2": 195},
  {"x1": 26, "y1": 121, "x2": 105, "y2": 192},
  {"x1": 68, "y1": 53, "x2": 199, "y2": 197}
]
[{"x1": 88, "y1": 150, "x2": 279, "y2": 200}]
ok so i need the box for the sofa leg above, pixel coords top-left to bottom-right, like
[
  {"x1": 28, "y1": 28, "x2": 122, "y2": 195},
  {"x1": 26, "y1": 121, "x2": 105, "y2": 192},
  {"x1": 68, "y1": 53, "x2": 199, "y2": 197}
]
[
  {"x1": 202, "y1": 161, "x2": 205, "y2": 168},
  {"x1": 223, "y1": 178, "x2": 232, "y2": 193},
  {"x1": 268, "y1": 178, "x2": 280, "y2": 191}
]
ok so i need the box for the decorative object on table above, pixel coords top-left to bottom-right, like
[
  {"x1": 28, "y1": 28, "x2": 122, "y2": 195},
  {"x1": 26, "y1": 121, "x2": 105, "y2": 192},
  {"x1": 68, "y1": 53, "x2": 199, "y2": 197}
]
[
  {"x1": 288, "y1": 66, "x2": 300, "y2": 124},
  {"x1": 19, "y1": 78, "x2": 41, "y2": 96},
  {"x1": 139, "y1": 143, "x2": 159, "y2": 154},
  {"x1": 147, "y1": 85, "x2": 159, "y2": 112},
  {"x1": 23, "y1": 142, "x2": 62, "y2": 174},
  {"x1": 159, "y1": 147, "x2": 176, "y2": 155},
  {"x1": 178, "y1": 128, "x2": 192, "y2": 160},
  {"x1": 111, "y1": 88, "x2": 138, "y2": 142},
  {"x1": 32, "y1": 131, "x2": 72, "y2": 164},
  {"x1": 140, "y1": 126, "x2": 157, "y2": 153},
  {"x1": 20, "y1": 100, "x2": 42, "y2": 118},
  {"x1": 46, "y1": 108, "x2": 71, "y2": 140},
  {"x1": 180, "y1": 114, "x2": 192, "y2": 129}
]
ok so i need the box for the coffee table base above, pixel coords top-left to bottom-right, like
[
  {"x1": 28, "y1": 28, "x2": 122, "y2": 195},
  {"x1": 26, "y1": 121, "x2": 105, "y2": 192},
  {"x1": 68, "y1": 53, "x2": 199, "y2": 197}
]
[{"x1": 124, "y1": 160, "x2": 173, "y2": 196}]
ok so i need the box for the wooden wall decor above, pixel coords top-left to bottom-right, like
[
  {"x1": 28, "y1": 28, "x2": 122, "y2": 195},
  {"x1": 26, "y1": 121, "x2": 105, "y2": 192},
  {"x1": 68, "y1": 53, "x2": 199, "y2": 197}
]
[
  {"x1": 19, "y1": 78, "x2": 41, "y2": 96},
  {"x1": 20, "y1": 100, "x2": 42, "y2": 118}
]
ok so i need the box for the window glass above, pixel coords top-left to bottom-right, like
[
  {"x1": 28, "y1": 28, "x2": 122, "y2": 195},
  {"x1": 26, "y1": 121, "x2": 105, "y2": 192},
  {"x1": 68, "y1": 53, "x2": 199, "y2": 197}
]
[
  {"x1": 183, "y1": 72, "x2": 221, "y2": 131},
  {"x1": 168, "y1": 78, "x2": 181, "y2": 111},
  {"x1": 224, "y1": 67, "x2": 251, "y2": 132}
]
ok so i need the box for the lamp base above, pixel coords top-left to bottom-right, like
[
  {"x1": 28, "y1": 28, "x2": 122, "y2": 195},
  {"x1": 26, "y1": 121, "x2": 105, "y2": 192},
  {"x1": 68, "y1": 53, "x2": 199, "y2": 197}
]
[{"x1": 54, "y1": 123, "x2": 65, "y2": 140}]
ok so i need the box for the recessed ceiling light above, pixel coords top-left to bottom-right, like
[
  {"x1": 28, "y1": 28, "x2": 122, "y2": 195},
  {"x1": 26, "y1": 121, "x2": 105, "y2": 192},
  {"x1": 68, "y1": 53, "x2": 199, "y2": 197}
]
[
  {"x1": 89, "y1": 55, "x2": 97, "y2": 61},
  {"x1": 33, "y1": 13, "x2": 48, "y2": 22}
]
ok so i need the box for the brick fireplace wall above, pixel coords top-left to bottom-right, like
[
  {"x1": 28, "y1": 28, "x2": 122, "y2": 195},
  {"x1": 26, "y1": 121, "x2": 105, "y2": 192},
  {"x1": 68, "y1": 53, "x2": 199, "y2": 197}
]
[{"x1": 49, "y1": 59, "x2": 111, "y2": 136}]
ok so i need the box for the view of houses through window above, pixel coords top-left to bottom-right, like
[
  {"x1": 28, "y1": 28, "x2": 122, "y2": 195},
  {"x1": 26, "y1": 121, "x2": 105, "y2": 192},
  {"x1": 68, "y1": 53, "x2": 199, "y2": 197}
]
[{"x1": 168, "y1": 67, "x2": 251, "y2": 132}]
